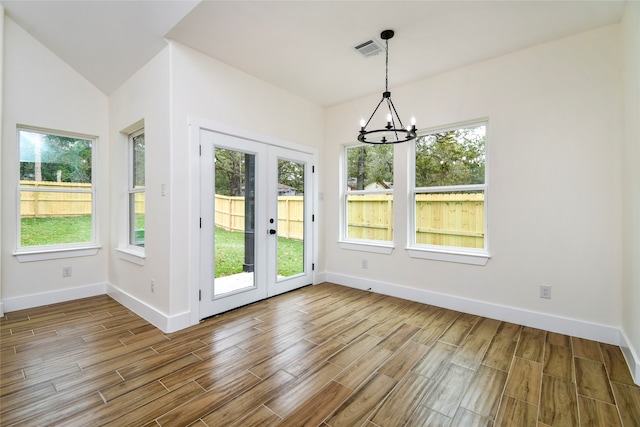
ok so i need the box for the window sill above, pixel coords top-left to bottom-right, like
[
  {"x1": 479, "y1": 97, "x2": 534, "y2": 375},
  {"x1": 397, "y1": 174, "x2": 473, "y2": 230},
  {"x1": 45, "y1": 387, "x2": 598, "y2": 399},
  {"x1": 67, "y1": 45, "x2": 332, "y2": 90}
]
[
  {"x1": 338, "y1": 240, "x2": 394, "y2": 254},
  {"x1": 115, "y1": 247, "x2": 146, "y2": 265},
  {"x1": 406, "y1": 246, "x2": 490, "y2": 266},
  {"x1": 14, "y1": 246, "x2": 101, "y2": 263}
]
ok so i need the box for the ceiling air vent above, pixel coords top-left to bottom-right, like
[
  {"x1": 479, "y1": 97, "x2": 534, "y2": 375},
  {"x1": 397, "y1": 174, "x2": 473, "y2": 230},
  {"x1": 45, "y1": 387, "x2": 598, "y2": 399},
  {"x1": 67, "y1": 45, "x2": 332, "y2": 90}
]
[{"x1": 354, "y1": 38, "x2": 384, "y2": 57}]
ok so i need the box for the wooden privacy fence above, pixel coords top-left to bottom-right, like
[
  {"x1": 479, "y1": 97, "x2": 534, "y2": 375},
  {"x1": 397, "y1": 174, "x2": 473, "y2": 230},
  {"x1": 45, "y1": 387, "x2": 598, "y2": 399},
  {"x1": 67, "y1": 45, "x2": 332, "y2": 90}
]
[
  {"x1": 347, "y1": 193, "x2": 485, "y2": 248},
  {"x1": 20, "y1": 181, "x2": 93, "y2": 218},
  {"x1": 215, "y1": 195, "x2": 305, "y2": 240},
  {"x1": 20, "y1": 181, "x2": 145, "y2": 218}
]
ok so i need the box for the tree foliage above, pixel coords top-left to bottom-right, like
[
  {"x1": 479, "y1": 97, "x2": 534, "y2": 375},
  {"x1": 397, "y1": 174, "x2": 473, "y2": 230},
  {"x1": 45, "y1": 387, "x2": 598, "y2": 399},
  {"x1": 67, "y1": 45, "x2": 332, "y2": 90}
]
[
  {"x1": 214, "y1": 148, "x2": 246, "y2": 196},
  {"x1": 415, "y1": 126, "x2": 485, "y2": 187},
  {"x1": 20, "y1": 131, "x2": 92, "y2": 183},
  {"x1": 346, "y1": 145, "x2": 393, "y2": 190}
]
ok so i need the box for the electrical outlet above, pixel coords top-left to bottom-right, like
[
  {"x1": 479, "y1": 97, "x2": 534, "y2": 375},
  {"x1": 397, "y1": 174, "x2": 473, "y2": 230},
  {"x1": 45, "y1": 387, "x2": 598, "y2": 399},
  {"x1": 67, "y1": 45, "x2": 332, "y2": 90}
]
[
  {"x1": 151, "y1": 279, "x2": 156, "y2": 293},
  {"x1": 540, "y1": 285, "x2": 551, "y2": 299},
  {"x1": 362, "y1": 259, "x2": 368, "y2": 269},
  {"x1": 62, "y1": 267, "x2": 72, "y2": 277}
]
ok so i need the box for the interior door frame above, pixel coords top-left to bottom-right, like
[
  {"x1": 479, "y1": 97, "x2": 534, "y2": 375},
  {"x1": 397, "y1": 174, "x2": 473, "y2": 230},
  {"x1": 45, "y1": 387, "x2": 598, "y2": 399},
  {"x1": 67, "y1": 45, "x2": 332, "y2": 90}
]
[{"x1": 188, "y1": 118, "x2": 318, "y2": 326}]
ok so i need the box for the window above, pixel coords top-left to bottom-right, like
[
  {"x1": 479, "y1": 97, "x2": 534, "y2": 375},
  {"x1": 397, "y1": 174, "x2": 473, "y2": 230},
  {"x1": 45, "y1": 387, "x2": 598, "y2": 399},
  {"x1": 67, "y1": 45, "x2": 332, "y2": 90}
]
[
  {"x1": 128, "y1": 129, "x2": 145, "y2": 247},
  {"x1": 18, "y1": 127, "x2": 96, "y2": 252},
  {"x1": 409, "y1": 122, "x2": 488, "y2": 263},
  {"x1": 342, "y1": 144, "x2": 394, "y2": 250}
]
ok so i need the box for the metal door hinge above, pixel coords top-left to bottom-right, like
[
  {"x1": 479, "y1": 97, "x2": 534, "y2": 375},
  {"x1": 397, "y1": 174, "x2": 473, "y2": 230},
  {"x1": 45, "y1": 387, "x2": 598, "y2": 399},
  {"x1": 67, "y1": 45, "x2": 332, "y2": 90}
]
[{"x1": 199, "y1": 290, "x2": 202, "y2": 301}]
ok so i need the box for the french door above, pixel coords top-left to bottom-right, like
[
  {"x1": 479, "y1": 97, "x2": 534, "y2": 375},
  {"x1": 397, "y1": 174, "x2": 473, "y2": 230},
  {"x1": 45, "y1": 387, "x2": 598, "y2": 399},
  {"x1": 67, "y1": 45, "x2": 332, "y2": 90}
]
[{"x1": 199, "y1": 129, "x2": 314, "y2": 319}]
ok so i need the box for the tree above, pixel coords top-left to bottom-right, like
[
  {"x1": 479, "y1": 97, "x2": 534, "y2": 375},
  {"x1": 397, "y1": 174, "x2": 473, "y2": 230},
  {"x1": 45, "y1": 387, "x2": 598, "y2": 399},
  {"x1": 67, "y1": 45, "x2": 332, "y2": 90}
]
[
  {"x1": 20, "y1": 131, "x2": 92, "y2": 184},
  {"x1": 278, "y1": 160, "x2": 304, "y2": 194},
  {"x1": 415, "y1": 126, "x2": 485, "y2": 187},
  {"x1": 346, "y1": 144, "x2": 393, "y2": 190},
  {"x1": 214, "y1": 148, "x2": 246, "y2": 196}
]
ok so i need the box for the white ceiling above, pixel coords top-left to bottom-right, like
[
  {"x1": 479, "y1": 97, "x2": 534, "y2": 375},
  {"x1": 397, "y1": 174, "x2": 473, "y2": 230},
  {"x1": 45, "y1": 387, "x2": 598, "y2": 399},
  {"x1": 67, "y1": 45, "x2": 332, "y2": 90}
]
[{"x1": 1, "y1": 0, "x2": 627, "y2": 106}]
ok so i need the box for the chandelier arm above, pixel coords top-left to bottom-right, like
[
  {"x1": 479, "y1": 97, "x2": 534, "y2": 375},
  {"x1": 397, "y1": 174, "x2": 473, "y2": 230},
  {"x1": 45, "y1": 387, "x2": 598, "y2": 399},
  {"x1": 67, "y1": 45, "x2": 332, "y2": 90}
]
[{"x1": 363, "y1": 97, "x2": 386, "y2": 128}]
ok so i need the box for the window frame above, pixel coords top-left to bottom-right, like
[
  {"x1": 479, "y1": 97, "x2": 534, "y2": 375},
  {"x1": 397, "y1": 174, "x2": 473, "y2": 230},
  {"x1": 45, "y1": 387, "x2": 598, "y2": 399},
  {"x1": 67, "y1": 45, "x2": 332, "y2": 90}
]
[
  {"x1": 338, "y1": 143, "x2": 395, "y2": 254},
  {"x1": 128, "y1": 128, "x2": 145, "y2": 249},
  {"x1": 14, "y1": 125, "x2": 100, "y2": 262},
  {"x1": 407, "y1": 120, "x2": 490, "y2": 265}
]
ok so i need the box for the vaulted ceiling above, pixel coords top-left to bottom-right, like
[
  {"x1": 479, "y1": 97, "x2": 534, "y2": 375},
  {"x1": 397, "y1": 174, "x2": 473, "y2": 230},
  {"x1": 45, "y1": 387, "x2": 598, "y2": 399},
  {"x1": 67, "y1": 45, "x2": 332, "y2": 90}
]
[{"x1": 1, "y1": 1, "x2": 627, "y2": 106}]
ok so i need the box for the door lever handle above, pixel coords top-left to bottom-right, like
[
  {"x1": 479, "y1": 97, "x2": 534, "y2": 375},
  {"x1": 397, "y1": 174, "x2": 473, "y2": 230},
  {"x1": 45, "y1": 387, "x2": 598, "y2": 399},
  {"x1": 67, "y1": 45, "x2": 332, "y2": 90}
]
[{"x1": 269, "y1": 229, "x2": 277, "y2": 235}]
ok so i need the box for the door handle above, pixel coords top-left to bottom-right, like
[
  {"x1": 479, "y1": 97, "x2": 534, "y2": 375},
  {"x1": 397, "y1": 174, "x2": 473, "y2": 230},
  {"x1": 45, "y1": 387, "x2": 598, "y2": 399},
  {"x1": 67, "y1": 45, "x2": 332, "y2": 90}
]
[{"x1": 269, "y1": 229, "x2": 277, "y2": 235}]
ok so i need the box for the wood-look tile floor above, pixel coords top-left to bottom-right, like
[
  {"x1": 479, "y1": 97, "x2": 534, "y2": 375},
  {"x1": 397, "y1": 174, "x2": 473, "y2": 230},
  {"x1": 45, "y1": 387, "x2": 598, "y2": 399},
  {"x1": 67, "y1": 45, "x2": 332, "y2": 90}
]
[{"x1": 1, "y1": 283, "x2": 639, "y2": 426}]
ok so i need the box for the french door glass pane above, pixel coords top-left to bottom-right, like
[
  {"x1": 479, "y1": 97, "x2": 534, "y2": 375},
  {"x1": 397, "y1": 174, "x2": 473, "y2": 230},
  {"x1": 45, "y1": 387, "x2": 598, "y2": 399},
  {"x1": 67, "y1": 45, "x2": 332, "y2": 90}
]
[
  {"x1": 213, "y1": 147, "x2": 256, "y2": 296},
  {"x1": 277, "y1": 159, "x2": 304, "y2": 280}
]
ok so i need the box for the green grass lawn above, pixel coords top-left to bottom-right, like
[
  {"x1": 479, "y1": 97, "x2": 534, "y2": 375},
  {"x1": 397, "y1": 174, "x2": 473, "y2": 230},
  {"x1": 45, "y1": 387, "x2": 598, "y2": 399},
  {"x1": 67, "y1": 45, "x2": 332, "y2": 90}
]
[
  {"x1": 20, "y1": 217, "x2": 303, "y2": 278},
  {"x1": 215, "y1": 227, "x2": 303, "y2": 278},
  {"x1": 21, "y1": 215, "x2": 92, "y2": 246}
]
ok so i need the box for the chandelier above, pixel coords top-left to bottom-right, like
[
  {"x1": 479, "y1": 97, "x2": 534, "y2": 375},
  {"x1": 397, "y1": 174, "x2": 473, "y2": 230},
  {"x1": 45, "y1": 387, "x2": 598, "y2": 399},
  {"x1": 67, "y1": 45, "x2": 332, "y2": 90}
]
[{"x1": 358, "y1": 29, "x2": 416, "y2": 144}]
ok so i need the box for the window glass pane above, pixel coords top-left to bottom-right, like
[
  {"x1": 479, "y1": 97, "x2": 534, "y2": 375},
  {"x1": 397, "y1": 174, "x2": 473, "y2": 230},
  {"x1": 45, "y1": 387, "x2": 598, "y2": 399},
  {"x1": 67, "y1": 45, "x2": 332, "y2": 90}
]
[
  {"x1": 415, "y1": 125, "x2": 485, "y2": 187},
  {"x1": 20, "y1": 130, "x2": 92, "y2": 189},
  {"x1": 347, "y1": 194, "x2": 393, "y2": 241},
  {"x1": 132, "y1": 132, "x2": 145, "y2": 188},
  {"x1": 346, "y1": 144, "x2": 393, "y2": 190},
  {"x1": 277, "y1": 159, "x2": 304, "y2": 279},
  {"x1": 344, "y1": 144, "x2": 394, "y2": 243},
  {"x1": 415, "y1": 190, "x2": 484, "y2": 249},
  {"x1": 129, "y1": 192, "x2": 145, "y2": 247},
  {"x1": 20, "y1": 191, "x2": 92, "y2": 246}
]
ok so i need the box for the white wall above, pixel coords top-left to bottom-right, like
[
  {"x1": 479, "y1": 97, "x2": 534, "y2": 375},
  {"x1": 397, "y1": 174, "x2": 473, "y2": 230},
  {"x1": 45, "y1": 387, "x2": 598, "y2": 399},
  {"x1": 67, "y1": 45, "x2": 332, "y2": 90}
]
[
  {"x1": 325, "y1": 25, "x2": 623, "y2": 332},
  {"x1": 168, "y1": 41, "x2": 325, "y2": 318},
  {"x1": 108, "y1": 48, "x2": 172, "y2": 314},
  {"x1": 621, "y1": 1, "x2": 640, "y2": 381},
  {"x1": 1, "y1": 17, "x2": 108, "y2": 307}
]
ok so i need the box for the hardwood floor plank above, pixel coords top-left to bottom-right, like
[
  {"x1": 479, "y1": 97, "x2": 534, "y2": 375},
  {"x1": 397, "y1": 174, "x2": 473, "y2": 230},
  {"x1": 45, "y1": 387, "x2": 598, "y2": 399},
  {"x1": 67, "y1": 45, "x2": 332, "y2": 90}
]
[
  {"x1": 544, "y1": 343, "x2": 574, "y2": 382},
  {"x1": 419, "y1": 362, "x2": 476, "y2": 417},
  {"x1": 539, "y1": 374, "x2": 579, "y2": 426},
  {"x1": 334, "y1": 346, "x2": 393, "y2": 390},
  {"x1": 451, "y1": 407, "x2": 493, "y2": 427},
  {"x1": 266, "y1": 361, "x2": 343, "y2": 417},
  {"x1": 572, "y1": 337, "x2": 604, "y2": 362},
  {"x1": 325, "y1": 372, "x2": 397, "y2": 427},
  {"x1": 575, "y1": 357, "x2": 615, "y2": 404},
  {"x1": 610, "y1": 381, "x2": 640, "y2": 427},
  {"x1": 483, "y1": 335, "x2": 518, "y2": 372},
  {"x1": 276, "y1": 380, "x2": 352, "y2": 427},
  {"x1": 460, "y1": 364, "x2": 508, "y2": 419},
  {"x1": 200, "y1": 370, "x2": 296, "y2": 427},
  {"x1": 157, "y1": 370, "x2": 261, "y2": 426},
  {"x1": 378, "y1": 340, "x2": 429, "y2": 380},
  {"x1": 370, "y1": 372, "x2": 433, "y2": 427},
  {"x1": 577, "y1": 395, "x2": 623, "y2": 427},
  {"x1": 412, "y1": 341, "x2": 457, "y2": 380},
  {"x1": 282, "y1": 339, "x2": 345, "y2": 378},
  {"x1": 515, "y1": 328, "x2": 545, "y2": 362},
  {"x1": 600, "y1": 343, "x2": 637, "y2": 386},
  {"x1": 404, "y1": 405, "x2": 452, "y2": 427},
  {"x1": 1, "y1": 284, "x2": 637, "y2": 427},
  {"x1": 494, "y1": 396, "x2": 537, "y2": 427},
  {"x1": 103, "y1": 381, "x2": 205, "y2": 427},
  {"x1": 327, "y1": 333, "x2": 380, "y2": 368},
  {"x1": 232, "y1": 405, "x2": 282, "y2": 427},
  {"x1": 451, "y1": 335, "x2": 490, "y2": 370},
  {"x1": 503, "y1": 357, "x2": 542, "y2": 405}
]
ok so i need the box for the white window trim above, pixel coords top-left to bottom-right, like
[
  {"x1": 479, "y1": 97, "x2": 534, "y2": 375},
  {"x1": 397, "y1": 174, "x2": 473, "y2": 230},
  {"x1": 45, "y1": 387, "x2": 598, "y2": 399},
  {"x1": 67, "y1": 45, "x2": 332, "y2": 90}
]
[
  {"x1": 125, "y1": 126, "x2": 147, "y2": 252},
  {"x1": 15, "y1": 126, "x2": 98, "y2": 260},
  {"x1": 407, "y1": 120, "x2": 490, "y2": 265},
  {"x1": 340, "y1": 143, "x2": 396, "y2": 251}
]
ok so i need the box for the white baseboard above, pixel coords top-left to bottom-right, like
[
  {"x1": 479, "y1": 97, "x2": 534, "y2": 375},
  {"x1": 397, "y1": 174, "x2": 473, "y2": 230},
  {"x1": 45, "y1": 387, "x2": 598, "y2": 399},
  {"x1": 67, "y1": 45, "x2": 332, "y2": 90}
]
[
  {"x1": 325, "y1": 273, "x2": 622, "y2": 345},
  {"x1": 106, "y1": 284, "x2": 191, "y2": 334},
  {"x1": 314, "y1": 271, "x2": 327, "y2": 284},
  {"x1": 620, "y1": 329, "x2": 640, "y2": 386},
  {"x1": 0, "y1": 301, "x2": 4, "y2": 317},
  {"x1": 1, "y1": 283, "x2": 107, "y2": 313}
]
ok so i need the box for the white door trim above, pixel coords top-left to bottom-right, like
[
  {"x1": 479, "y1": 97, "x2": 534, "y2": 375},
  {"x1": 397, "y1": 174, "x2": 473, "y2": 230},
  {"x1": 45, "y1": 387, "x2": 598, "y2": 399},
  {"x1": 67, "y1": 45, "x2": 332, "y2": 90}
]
[{"x1": 188, "y1": 117, "x2": 318, "y2": 327}]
